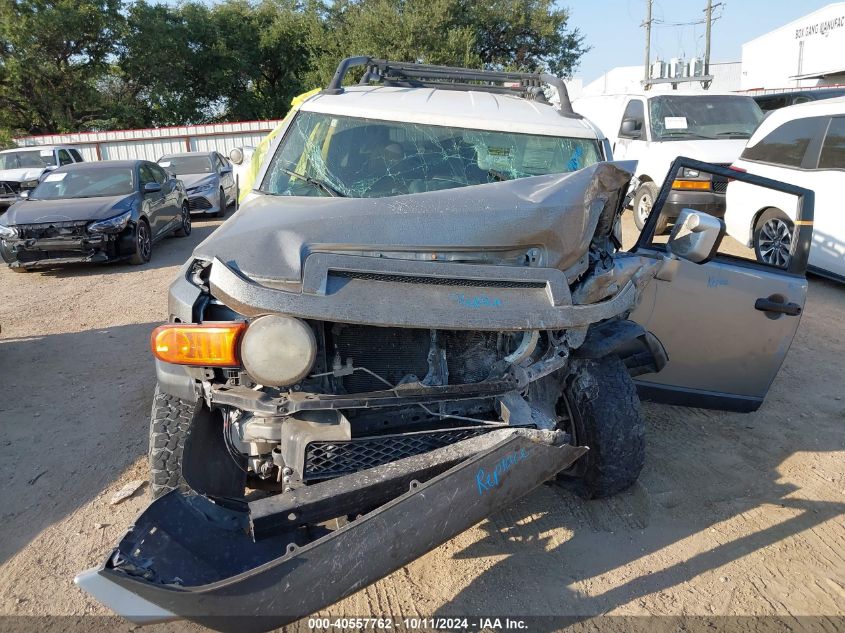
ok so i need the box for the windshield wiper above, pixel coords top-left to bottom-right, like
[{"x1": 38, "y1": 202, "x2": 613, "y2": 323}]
[
  {"x1": 282, "y1": 168, "x2": 344, "y2": 197},
  {"x1": 487, "y1": 169, "x2": 510, "y2": 182},
  {"x1": 715, "y1": 131, "x2": 751, "y2": 137},
  {"x1": 659, "y1": 131, "x2": 714, "y2": 140}
]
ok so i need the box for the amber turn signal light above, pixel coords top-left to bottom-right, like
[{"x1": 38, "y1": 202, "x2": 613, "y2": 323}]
[
  {"x1": 671, "y1": 179, "x2": 711, "y2": 190},
  {"x1": 151, "y1": 322, "x2": 246, "y2": 367}
]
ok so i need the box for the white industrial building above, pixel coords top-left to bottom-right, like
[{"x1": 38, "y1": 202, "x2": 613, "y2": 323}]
[
  {"x1": 582, "y1": 3, "x2": 845, "y2": 96},
  {"x1": 740, "y1": 2, "x2": 845, "y2": 90},
  {"x1": 14, "y1": 119, "x2": 283, "y2": 162}
]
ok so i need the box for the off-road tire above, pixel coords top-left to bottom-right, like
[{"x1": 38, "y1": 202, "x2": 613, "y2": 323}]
[
  {"x1": 557, "y1": 356, "x2": 645, "y2": 499},
  {"x1": 632, "y1": 182, "x2": 668, "y2": 234},
  {"x1": 148, "y1": 385, "x2": 200, "y2": 499}
]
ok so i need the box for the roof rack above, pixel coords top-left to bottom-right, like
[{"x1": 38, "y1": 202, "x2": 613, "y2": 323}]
[{"x1": 323, "y1": 56, "x2": 580, "y2": 118}]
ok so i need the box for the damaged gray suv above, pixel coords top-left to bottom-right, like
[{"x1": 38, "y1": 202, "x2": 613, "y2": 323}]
[{"x1": 77, "y1": 58, "x2": 815, "y2": 630}]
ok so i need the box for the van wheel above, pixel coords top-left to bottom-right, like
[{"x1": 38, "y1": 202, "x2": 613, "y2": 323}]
[
  {"x1": 555, "y1": 356, "x2": 645, "y2": 499},
  {"x1": 632, "y1": 183, "x2": 667, "y2": 234},
  {"x1": 753, "y1": 208, "x2": 793, "y2": 268}
]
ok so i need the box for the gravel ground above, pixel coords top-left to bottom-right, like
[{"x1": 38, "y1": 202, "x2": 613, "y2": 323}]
[{"x1": 0, "y1": 210, "x2": 842, "y2": 632}]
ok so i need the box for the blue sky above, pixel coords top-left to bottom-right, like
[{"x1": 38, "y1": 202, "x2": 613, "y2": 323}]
[{"x1": 568, "y1": 0, "x2": 835, "y2": 82}]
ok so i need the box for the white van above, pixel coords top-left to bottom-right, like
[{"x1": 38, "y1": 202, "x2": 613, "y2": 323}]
[{"x1": 573, "y1": 92, "x2": 764, "y2": 230}]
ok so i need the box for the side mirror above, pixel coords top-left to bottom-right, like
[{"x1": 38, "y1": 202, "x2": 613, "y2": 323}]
[
  {"x1": 229, "y1": 148, "x2": 244, "y2": 165},
  {"x1": 144, "y1": 182, "x2": 162, "y2": 194},
  {"x1": 666, "y1": 209, "x2": 726, "y2": 264},
  {"x1": 620, "y1": 118, "x2": 642, "y2": 138},
  {"x1": 220, "y1": 166, "x2": 233, "y2": 175},
  {"x1": 44, "y1": 165, "x2": 58, "y2": 172},
  {"x1": 18, "y1": 190, "x2": 30, "y2": 200}
]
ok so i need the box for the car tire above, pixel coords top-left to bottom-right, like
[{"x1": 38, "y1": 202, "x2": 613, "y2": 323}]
[
  {"x1": 632, "y1": 182, "x2": 668, "y2": 234},
  {"x1": 129, "y1": 218, "x2": 152, "y2": 265},
  {"x1": 174, "y1": 203, "x2": 191, "y2": 237},
  {"x1": 148, "y1": 384, "x2": 200, "y2": 499},
  {"x1": 555, "y1": 355, "x2": 645, "y2": 499},
  {"x1": 753, "y1": 208, "x2": 793, "y2": 269},
  {"x1": 214, "y1": 188, "x2": 225, "y2": 218}
]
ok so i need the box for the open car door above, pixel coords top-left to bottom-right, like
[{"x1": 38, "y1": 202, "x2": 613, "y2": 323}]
[{"x1": 628, "y1": 157, "x2": 814, "y2": 412}]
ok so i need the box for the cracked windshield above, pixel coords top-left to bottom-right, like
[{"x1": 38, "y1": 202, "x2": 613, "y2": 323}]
[{"x1": 261, "y1": 111, "x2": 601, "y2": 198}]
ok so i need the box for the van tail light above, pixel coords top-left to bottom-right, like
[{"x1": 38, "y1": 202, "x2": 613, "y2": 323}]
[{"x1": 151, "y1": 322, "x2": 246, "y2": 367}]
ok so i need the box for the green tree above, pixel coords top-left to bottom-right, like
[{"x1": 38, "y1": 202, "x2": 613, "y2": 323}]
[{"x1": 0, "y1": 0, "x2": 125, "y2": 134}]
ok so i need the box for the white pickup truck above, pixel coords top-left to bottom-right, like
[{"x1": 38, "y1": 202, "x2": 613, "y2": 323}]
[{"x1": 573, "y1": 92, "x2": 764, "y2": 231}]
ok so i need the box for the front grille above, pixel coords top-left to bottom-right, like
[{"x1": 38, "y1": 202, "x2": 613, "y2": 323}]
[
  {"x1": 333, "y1": 270, "x2": 546, "y2": 289},
  {"x1": 330, "y1": 325, "x2": 503, "y2": 392},
  {"x1": 188, "y1": 197, "x2": 212, "y2": 211},
  {"x1": 0, "y1": 181, "x2": 20, "y2": 196},
  {"x1": 711, "y1": 163, "x2": 731, "y2": 194},
  {"x1": 17, "y1": 249, "x2": 87, "y2": 262},
  {"x1": 303, "y1": 427, "x2": 493, "y2": 480},
  {"x1": 16, "y1": 220, "x2": 89, "y2": 239}
]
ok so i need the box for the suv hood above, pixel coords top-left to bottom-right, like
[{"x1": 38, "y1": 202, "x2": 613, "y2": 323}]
[
  {"x1": 0, "y1": 167, "x2": 45, "y2": 183},
  {"x1": 193, "y1": 162, "x2": 634, "y2": 284}
]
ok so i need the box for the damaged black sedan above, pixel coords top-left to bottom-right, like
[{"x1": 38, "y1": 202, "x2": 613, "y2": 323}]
[{"x1": 0, "y1": 160, "x2": 190, "y2": 271}]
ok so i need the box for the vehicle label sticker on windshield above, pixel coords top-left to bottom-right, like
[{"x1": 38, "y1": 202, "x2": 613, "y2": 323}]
[
  {"x1": 665, "y1": 117, "x2": 688, "y2": 129},
  {"x1": 44, "y1": 173, "x2": 67, "y2": 182},
  {"x1": 40, "y1": 150, "x2": 53, "y2": 157},
  {"x1": 159, "y1": 161, "x2": 171, "y2": 167}
]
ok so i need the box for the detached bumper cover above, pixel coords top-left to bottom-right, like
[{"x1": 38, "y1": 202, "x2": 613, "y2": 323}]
[
  {"x1": 76, "y1": 428, "x2": 587, "y2": 632},
  {"x1": 209, "y1": 253, "x2": 652, "y2": 331}
]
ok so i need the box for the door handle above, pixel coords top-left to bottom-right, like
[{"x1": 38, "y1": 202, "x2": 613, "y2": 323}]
[{"x1": 754, "y1": 297, "x2": 802, "y2": 316}]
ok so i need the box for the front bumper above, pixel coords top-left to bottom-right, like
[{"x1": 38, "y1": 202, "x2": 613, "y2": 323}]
[
  {"x1": 662, "y1": 189, "x2": 726, "y2": 221},
  {"x1": 77, "y1": 428, "x2": 587, "y2": 631},
  {"x1": 1, "y1": 229, "x2": 131, "y2": 269},
  {"x1": 187, "y1": 190, "x2": 222, "y2": 215}
]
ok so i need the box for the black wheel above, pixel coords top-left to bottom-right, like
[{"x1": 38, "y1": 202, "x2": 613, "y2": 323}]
[
  {"x1": 129, "y1": 218, "x2": 152, "y2": 265},
  {"x1": 556, "y1": 356, "x2": 645, "y2": 499},
  {"x1": 214, "y1": 188, "x2": 226, "y2": 218},
  {"x1": 148, "y1": 384, "x2": 200, "y2": 499},
  {"x1": 753, "y1": 208, "x2": 793, "y2": 269},
  {"x1": 149, "y1": 383, "x2": 248, "y2": 499},
  {"x1": 632, "y1": 182, "x2": 668, "y2": 234},
  {"x1": 174, "y1": 203, "x2": 191, "y2": 237}
]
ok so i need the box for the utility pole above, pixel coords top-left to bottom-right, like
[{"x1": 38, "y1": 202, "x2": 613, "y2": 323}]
[
  {"x1": 704, "y1": 0, "x2": 712, "y2": 77},
  {"x1": 643, "y1": 0, "x2": 653, "y2": 83}
]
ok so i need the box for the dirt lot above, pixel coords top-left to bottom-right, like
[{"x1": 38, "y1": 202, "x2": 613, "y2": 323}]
[{"x1": 0, "y1": 211, "x2": 843, "y2": 631}]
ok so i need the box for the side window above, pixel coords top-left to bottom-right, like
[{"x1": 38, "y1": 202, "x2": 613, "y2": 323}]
[
  {"x1": 618, "y1": 100, "x2": 645, "y2": 139},
  {"x1": 140, "y1": 164, "x2": 157, "y2": 186},
  {"x1": 151, "y1": 164, "x2": 168, "y2": 184},
  {"x1": 819, "y1": 117, "x2": 845, "y2": 169},
  {"x1": 212, "y1": 154, "x2": 224, "y2": 172},
  {"x1": 69, "y1": 149, "x2": 83, "y2": 162},
  {"x1": 741, "y1": 116, "x2": 826, "y2": 167},
  {"x1": 58, "y1": 149, "x2": 72, "y2": 166}
]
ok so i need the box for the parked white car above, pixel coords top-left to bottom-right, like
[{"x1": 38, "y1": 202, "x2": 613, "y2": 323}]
[
  {"x1": 725, "y1": 97, "x2": 845, "y2": 280},
  {"x1": 573, "y1": 92, "x2": 764, "y2": 231},
  {"x1": 0, "y1": 145, "x2": 85, "y2": 210}
]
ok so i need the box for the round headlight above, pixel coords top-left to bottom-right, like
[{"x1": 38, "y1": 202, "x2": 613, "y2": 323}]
[{"x1": 239, "y1": 315, "x2": 316, "y2": 387}]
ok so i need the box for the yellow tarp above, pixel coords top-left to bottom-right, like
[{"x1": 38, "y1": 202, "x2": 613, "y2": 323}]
[{"x1": 238, "y1": 88, "x2": 321, "y2": 203}]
